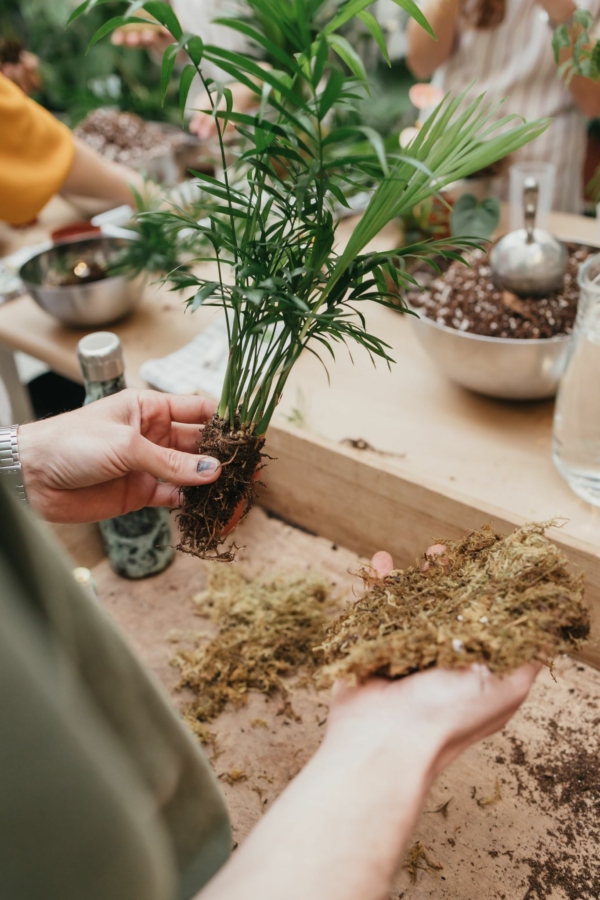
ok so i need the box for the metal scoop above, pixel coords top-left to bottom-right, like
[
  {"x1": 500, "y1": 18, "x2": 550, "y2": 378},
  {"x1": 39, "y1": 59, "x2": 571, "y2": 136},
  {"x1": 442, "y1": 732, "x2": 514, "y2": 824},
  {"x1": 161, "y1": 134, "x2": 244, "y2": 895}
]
[{"x1": 490, "y1": 178, "x2": 567, "y2": 297}]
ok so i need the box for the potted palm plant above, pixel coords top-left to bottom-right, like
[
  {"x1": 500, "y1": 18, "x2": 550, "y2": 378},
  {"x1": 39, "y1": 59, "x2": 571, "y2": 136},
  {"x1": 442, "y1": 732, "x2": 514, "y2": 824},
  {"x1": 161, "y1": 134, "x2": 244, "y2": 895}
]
[{"x1": 72, "y1": 0, "x2": 547, "y2": 559}]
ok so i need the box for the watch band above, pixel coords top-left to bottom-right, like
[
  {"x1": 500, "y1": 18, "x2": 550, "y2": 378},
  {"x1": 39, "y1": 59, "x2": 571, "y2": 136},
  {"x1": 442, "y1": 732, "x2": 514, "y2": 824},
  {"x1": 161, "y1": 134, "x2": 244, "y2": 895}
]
[{"x1": 0, "y1": 425, "x2": 27, "y2": 503}]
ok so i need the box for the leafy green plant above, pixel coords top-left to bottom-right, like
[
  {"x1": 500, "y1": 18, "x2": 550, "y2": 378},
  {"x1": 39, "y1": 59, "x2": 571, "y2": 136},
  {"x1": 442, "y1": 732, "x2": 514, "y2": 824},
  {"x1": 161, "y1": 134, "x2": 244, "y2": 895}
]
[
  {"x1": 110, "y1": 185, "x2": 206, "y2": 281},
  {"x1": 451, "y1": 194, "x2": 500, "y2": 240},
  {"x1": 552, "y1": 9, "x2": 600, "y2": 83},
  {"x1": 72, "y1": 0, "x2": 548, "y2": 559},
  {"x1": 550, "y1": 12, "x2": 600, "y2": 202},
  {"x1": 10, "y1": 0, "x2": 177, "y2": 125}
]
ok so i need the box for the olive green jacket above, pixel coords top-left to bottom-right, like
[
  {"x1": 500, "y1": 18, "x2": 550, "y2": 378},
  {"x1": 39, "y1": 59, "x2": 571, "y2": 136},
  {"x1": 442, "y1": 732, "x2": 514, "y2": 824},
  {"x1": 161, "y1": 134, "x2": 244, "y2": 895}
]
[{"x1": 0, "y1": 481, "x2": 231, "y2": 900}]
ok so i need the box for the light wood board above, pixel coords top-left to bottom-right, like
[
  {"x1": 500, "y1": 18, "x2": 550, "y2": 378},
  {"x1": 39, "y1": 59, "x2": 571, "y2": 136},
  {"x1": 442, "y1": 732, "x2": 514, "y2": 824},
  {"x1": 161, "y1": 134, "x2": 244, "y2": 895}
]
[
  {"x1": 86, "y1": 507, "x2": 600, "y2": 900},
  {"x1": 3, "y1": 210, "x2": 600, "y2": 665}
]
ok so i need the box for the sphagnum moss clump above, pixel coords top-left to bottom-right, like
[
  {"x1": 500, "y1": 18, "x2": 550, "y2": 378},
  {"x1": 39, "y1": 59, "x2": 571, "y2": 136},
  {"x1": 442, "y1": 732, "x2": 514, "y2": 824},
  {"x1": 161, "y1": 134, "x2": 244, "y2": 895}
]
[
  {"x1": 173, "y1": 565, "x2": 338, "y2": 726},
  {"x1": 318, "y1": 524, "x2": 589, "y2": 685}
]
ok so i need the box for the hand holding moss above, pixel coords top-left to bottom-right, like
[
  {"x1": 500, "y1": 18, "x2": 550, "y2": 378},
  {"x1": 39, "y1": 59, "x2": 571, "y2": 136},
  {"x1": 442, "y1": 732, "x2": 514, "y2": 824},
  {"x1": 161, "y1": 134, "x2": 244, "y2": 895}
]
[
  {"x1": 18, "y1": 389, "x2": 222, "y2": 524},
  {"x1": 325, "y1": 549, "x2": 540, "y2": 781},
  {"x1": 321, "y1": 526, "x2": 588, "y2": 682},
  {"x1": 199, "y1": 550, "x2": 540, "y2": 900}
]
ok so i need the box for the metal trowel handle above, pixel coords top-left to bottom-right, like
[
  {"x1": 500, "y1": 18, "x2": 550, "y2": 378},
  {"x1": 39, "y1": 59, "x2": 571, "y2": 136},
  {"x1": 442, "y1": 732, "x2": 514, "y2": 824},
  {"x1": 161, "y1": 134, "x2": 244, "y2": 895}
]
[{"x1": 523, "y1": 177, "x2": 538, "y2": 244}]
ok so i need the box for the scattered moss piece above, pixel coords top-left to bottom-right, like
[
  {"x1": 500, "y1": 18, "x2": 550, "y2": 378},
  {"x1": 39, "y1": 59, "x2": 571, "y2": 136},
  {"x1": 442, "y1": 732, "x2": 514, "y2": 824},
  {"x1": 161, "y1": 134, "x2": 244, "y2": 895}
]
[
  {"x1": 425, "y1": 798, "x2": 452, "y2": 818},
  {"x1": 250, "y1": 718, "x2": 268, "y2": 729},
  {"x1": 173, "y1": 566, "x2": 336, "y2": 726},
  {"x1": 318, "y1": 524, "x2": 589, "y2": 684},
  {"x1": 476, "y1": 778, "x2": 502, "y2": 807},
  {"x1": 181, "y1": 714, "x2": 219, "y2": 755},
  {"x1": 403, "y1": 842, "x2": 443, "y2": 883},
  {"x1": 221, "y1": 768, "x2": 248, "y2": 786}
]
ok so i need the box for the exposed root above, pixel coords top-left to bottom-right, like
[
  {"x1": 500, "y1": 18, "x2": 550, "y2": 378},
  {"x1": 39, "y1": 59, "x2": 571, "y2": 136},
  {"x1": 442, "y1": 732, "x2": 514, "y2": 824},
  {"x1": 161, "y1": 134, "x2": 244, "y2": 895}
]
[{"x1": 177, "y1": 414, "x2": 266, "y2": 560}]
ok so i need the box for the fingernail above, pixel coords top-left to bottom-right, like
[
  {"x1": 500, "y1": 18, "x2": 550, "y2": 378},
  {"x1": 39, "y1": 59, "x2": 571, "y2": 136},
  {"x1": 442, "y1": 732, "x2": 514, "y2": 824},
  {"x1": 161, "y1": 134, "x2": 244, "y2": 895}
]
[{"x1": 197, "y1": 457, "x2": 220, "y2": 475}]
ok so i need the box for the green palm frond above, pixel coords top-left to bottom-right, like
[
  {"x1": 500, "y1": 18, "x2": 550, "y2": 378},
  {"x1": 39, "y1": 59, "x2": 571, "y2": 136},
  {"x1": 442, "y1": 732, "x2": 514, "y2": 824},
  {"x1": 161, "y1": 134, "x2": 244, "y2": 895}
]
[{"x1": 72, "y1": 0, "x2": 548, "y2": 434}]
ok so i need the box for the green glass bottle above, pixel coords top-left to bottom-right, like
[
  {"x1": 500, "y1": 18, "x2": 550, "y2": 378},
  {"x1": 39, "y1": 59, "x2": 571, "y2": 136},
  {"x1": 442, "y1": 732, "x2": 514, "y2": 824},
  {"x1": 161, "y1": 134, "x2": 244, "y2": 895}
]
[{"x1": 77, "y1": 332, "x2": 174, "y2": 579}]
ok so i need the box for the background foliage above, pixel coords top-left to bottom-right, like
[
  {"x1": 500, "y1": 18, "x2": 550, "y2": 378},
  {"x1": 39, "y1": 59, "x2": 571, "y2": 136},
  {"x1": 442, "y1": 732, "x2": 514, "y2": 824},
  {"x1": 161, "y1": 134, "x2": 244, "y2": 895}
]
[{"x1": 1, "y1": 0, "x2": 176, "y2": 125}]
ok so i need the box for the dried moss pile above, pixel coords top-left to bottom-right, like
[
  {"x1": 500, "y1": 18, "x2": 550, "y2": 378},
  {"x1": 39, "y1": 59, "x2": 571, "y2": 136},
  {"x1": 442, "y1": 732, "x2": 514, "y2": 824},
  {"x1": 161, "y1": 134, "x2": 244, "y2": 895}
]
[
  {"x1": 319, "y1": 524, "x2": 589, "y2": 684},
  {"x1": 173, "y1": 566, "x2": 337, "y2": 725}
]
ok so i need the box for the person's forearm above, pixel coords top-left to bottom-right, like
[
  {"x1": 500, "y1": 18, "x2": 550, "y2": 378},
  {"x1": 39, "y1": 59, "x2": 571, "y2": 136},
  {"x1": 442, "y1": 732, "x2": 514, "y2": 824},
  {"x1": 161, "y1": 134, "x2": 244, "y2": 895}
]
[
  {"x1": 61, "y1": 137, "x2": 144, "y2": 206},
  {"x1": 199, "y1": 731, "x2": 437, "y2": 900},
  {"x1": 407, "y1": 0, "x2": 460, "y2": 80}
]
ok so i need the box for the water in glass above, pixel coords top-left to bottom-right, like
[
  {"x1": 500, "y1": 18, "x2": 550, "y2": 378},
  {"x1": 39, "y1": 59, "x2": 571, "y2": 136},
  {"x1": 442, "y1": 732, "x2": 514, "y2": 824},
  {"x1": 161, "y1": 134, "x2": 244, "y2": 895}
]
[{"x1": 553, "y1": 253, "x2": 600, "y2": 505}]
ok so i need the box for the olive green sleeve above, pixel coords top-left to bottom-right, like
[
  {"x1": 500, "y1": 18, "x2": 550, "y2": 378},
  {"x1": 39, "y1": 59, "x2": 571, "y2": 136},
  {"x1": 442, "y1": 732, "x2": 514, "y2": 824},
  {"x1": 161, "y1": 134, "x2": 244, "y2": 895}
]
[{"x1": 0, "y1": 482, "x2": 231, "y2": 900}]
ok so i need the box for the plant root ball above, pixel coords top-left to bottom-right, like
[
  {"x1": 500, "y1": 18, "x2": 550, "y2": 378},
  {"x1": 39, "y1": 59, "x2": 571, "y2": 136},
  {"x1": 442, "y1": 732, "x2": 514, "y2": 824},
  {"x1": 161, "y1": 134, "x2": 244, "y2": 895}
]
[
  {"x1": 177, "y1": 415, "x2": 265, "y2": 561},
  {"x1": 318, "y1": 523, "x2": 590, "y2": 684}
]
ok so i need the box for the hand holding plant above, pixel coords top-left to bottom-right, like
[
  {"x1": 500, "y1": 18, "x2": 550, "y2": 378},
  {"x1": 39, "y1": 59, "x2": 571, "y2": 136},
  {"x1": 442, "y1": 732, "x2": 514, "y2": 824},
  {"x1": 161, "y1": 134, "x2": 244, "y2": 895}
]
[{"x1": 72, "y1": 0, "x2": 547, "y2": 559}]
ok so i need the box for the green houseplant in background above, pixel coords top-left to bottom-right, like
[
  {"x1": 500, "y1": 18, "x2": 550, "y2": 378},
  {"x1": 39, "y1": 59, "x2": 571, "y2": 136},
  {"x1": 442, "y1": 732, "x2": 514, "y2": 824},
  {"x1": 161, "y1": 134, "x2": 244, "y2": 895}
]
[
  {"x1": 550, "y1": 10, "x2": 600, "y2": 204},
  {"x1": 1, "y1": 0, "x2": 177, "y2": 125},
  {"x1": 73, "y1": 0, "x2": 548, "y2": 560}
]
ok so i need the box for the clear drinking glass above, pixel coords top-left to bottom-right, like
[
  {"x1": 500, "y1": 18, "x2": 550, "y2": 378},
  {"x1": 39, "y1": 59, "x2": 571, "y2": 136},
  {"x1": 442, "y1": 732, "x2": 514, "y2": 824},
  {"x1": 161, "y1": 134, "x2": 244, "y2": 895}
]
[
  {"x1": 509, "y1": 162, "x2": 556, "y2": 231},
  {"x1": 552, "y1": 253, "x2": 600, "y2": 505}
]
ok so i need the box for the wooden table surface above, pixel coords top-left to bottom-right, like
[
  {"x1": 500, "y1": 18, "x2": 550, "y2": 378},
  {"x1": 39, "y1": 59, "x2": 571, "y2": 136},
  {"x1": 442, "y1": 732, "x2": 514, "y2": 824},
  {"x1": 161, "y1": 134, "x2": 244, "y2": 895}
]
[
  {"x1": 90, "y1": 505, "x2": 600, "y2": 900},
  {"x1": 7, "y1": 201, "x2": 598, "y2": 897}
]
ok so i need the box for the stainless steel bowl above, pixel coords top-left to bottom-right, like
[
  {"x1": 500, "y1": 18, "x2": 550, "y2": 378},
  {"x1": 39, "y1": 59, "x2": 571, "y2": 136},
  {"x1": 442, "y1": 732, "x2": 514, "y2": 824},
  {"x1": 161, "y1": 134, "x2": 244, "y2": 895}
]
[
  {"x1": 409, "y1": 310, "x2": 570, "y2": 400},
  {"x1": 19, "y1": 236, "x2": 143, "y2": 327}
]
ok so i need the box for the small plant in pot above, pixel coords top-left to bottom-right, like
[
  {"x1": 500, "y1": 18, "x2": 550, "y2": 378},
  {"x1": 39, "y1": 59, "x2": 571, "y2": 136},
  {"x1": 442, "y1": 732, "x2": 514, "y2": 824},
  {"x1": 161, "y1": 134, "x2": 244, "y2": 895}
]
[{"x1": 73, "y1": 0, "x2": 547, "y2": 559}]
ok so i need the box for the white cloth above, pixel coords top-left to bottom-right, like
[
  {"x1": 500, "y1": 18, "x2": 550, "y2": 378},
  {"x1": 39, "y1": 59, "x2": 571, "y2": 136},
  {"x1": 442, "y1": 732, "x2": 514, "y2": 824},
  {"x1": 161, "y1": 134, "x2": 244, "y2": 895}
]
[{"x1": 430, "y1": 0, "x2": 600, "y2": 212}]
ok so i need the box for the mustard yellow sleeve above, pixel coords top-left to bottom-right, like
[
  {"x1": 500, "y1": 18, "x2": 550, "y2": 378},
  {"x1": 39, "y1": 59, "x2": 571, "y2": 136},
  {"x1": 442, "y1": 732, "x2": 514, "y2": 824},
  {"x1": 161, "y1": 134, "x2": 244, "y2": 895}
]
[{"x1": 0, "y1": 74, "x2": 75, "y2": 226}]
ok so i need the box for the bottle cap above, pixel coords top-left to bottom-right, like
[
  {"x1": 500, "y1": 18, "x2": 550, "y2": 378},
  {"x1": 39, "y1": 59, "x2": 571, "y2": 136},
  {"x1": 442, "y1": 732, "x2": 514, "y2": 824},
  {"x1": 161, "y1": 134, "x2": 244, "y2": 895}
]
[{"x1": 77, "y1": 331, "x2": 125, "y2": 382}]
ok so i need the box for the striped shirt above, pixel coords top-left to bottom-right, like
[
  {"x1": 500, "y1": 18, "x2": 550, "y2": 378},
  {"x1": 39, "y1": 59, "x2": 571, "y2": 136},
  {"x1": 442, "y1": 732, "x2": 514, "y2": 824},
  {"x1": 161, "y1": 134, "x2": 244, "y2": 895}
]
[
  {"x1": 430, "y1": 0, "x2": 600, "y2": 212},
  {"x1": 172, "y1": 0, "x2": 247, "y2": 82}
]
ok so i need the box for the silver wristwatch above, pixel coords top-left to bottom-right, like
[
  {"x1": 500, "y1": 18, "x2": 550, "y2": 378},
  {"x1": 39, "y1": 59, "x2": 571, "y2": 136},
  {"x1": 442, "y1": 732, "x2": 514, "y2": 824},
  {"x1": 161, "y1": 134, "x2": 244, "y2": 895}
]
[{"x1": 0, "y1": 426, "x2": 27, "y2": 503}]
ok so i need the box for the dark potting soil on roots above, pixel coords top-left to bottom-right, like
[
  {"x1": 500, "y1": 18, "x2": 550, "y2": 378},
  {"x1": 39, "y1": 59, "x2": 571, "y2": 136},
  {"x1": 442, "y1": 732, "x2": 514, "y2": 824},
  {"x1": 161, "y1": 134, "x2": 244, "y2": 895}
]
[
  {"x1": 318, "y1": 524, "x2": 589, "y2": 684},
  {"x1": 177, "y1": 415, "x2": 265, "y2": 561}
]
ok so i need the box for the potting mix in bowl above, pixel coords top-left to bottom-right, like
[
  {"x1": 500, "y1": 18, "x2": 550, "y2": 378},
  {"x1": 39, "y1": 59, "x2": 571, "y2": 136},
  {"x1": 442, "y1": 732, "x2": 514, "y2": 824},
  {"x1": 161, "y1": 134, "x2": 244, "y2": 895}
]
[{"x1": 410, "y1": 244, "x2": 593, "y2": 339}]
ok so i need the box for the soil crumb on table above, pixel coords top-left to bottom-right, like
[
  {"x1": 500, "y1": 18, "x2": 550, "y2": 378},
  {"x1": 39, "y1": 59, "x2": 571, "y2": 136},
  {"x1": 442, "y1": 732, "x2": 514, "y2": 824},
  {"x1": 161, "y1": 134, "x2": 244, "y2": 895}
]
[
  {"x1": 507, "y1": 721, "x2": 600, "y2": 900},
  {"x1": 319, "y1": 523, "x2": 589, "y2": 684},
  {"x1": 173, "y1": 565, "x2": 339, "y2": 726},
  {"x1": 409, "y1": 244, "x2": 592, "y2": 339}
]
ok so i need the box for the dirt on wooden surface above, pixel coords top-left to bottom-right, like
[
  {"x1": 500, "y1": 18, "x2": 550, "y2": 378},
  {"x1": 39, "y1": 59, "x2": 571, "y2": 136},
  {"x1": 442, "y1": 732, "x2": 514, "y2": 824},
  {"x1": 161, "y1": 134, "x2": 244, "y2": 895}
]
[{"x1": 86, "y1": 508, "x2": 600, "y2": 898}]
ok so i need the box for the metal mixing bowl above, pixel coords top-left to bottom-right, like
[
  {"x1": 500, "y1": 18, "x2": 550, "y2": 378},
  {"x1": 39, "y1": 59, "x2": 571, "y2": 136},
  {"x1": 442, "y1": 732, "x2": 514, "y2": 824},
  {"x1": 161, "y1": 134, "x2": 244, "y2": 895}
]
[
  {"x1": 408, "y1": 310, "x2": 570, "y2": 400},
  {"x1": 19, "y1": 236, "x2": 143, "y2": 327}
]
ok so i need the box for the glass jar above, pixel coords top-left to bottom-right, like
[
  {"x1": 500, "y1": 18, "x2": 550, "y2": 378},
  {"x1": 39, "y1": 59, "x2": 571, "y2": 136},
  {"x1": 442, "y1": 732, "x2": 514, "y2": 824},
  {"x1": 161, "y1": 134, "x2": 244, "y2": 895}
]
[{"x1": 552, "y1": 253, "x2": 600, "y2": 505}]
